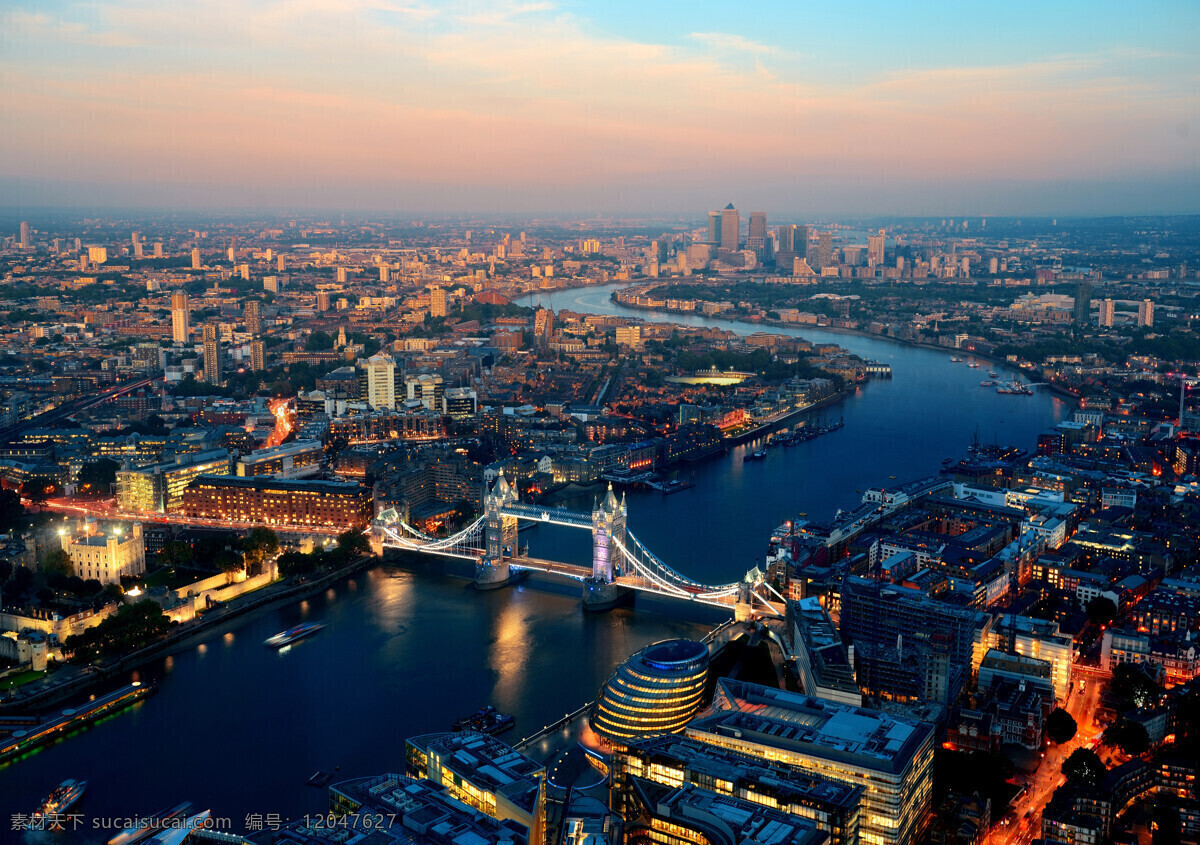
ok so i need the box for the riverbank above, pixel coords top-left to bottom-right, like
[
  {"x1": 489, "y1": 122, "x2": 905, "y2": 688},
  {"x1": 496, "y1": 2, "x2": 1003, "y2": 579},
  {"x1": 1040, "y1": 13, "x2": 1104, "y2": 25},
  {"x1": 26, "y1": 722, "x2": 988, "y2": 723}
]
[
  {"x1": 0, "y1": 554, "x2": 378, "y2": 714},
  {"x1": 610, "y1": 291, "x2": 1082, "y2": 407}
]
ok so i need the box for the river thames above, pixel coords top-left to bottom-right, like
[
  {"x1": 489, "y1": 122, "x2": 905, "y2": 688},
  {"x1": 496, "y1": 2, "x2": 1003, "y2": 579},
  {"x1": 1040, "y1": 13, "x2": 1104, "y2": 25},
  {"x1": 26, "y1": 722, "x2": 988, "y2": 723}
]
[{"x1": 4, "y1": 283, "x2": 1069, "y2": 840}]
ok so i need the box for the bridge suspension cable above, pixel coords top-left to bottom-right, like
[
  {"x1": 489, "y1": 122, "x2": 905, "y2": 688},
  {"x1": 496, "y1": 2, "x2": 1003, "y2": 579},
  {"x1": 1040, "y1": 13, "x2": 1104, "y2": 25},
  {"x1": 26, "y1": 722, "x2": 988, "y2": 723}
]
[
  {"x1": 612, "y1": 534, "x2": 741, "y2": 601},
  {"x1": 377, "y1": 515, "x2": 486, "y2": 553}
]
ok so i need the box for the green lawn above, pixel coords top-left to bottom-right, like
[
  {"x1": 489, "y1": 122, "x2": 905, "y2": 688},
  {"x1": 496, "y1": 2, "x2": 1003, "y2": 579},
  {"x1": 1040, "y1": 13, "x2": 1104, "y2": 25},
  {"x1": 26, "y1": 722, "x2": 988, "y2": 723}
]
[
  {"x1": 142, "y1": 567, "x2": 206, "y2": 590},
  {"x1": 0, "y1": 669, "x2": 46, "y2": 691}
]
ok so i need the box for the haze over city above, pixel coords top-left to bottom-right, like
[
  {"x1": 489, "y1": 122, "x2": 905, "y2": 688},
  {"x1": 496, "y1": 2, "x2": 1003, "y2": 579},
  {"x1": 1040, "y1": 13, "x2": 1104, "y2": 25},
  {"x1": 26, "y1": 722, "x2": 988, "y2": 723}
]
[{"x1": 3, "y1": 0, "x2": 1199, "y2": 215}]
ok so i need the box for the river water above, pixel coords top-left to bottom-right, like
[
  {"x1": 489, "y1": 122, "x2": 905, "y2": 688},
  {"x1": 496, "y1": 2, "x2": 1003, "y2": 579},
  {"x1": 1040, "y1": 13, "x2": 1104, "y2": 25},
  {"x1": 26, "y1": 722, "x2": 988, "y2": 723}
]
[{"x1": 3, "y1": 283, "x2": 1068, "y2": 841}]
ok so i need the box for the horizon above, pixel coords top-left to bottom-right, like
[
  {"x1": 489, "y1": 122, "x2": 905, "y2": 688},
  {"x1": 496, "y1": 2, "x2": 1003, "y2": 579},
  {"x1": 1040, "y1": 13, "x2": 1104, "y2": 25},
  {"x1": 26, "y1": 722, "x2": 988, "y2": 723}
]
[{"x1": 3, "y1": 0, "x2": 1199, "y2": 216}]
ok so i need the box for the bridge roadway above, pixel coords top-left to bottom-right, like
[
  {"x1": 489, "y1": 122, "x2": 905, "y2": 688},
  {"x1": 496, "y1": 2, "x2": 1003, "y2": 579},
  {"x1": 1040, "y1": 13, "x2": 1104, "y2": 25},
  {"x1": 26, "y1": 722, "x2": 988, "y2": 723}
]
[{"x1": 507, "y1": 555, "x2": 775, "y2": 612}]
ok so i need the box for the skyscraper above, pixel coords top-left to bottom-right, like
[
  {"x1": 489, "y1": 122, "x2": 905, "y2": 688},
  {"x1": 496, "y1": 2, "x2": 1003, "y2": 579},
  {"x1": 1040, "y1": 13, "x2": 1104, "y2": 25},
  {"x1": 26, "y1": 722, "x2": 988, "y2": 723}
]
[
  {"x1": 706, "y1": 211, "x2": 720, "y2": 244},
  {"x1": 776, "y1": 224, "x2": 797, "y2": 253},
  {"x1": 249, "y1": 339, "x2": 265, "y2": 372},
  {"x1": 171, "y1": 293, "x2": 190, "y2": 343},
  {"x1": 747, "y1": 212, "x2": 768, "y2": 260},
  {"x1": 720, "y1": 203, "x2": 739, "y2": 251},
  {"x1": 202, "y1": 325, "x2": 223, "y2": 385},
  {"x1": 813, "y1": 231, "x2": 832, "y2": 270},
  {"x1": 868, "y1": 229, "x2": 886, "y2": 266},
  {"x1": 365, "y1": 353, "x2": 397, "y2": 410},
  {"x1": 244, "y1": 300, "x2": 262, "y2": 335},
  {"x1": 430, "y1": 287, "x2": 449, "y2": 317},
  {"x1": 191, "y1": 248, "x2": 201, "y2": 270},
  {"x1": 316, "y1": 291, "x2": 331, "y2": 312},
  {"x1": 1073, "y1": 281, "x2": 1092, "y2": 326},
  {"x1": 1137, "y1": 299, "x2": 1155, "y2": 327},
  {"x1": 1099, "y1": 299, "x2": 1115, "y2": 327},
  {"x1": 18, "y1": 221, "x2": 30, "y2": 248}
]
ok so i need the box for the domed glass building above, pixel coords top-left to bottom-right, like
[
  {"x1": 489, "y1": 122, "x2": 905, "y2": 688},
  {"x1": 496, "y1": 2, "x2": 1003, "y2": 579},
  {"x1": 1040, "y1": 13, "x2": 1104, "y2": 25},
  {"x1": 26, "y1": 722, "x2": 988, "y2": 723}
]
[{"x1": 591, "y1": 639, "x2": 709, "y2": 745}]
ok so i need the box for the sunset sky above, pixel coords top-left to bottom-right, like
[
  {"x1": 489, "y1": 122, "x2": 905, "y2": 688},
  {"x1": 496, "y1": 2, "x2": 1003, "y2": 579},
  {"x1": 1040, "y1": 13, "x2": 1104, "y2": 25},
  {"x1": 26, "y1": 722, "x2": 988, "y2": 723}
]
[{"x1": 2, "y1": 0, "x2": 1198, "y2": 216}]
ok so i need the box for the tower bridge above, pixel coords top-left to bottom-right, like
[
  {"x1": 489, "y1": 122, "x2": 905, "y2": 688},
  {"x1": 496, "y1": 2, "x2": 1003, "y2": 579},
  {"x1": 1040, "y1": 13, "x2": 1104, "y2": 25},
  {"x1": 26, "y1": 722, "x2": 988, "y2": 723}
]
[{"x1": 372, "y1": 473, "x2": 784, "y2": 617}]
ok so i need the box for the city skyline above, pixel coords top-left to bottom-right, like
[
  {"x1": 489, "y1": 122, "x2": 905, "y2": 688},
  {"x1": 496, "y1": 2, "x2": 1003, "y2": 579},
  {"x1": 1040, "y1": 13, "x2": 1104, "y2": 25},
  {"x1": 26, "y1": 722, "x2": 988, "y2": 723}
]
[{"x1": 3, "y1": 0, "x2": 1199, "y2": 216}]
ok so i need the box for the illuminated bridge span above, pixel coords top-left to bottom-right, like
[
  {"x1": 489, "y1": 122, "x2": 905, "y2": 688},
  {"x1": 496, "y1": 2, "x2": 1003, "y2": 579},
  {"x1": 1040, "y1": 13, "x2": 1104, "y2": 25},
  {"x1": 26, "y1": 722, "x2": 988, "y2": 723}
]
[{"x1": 372, "y1": 474, "x2": 784, "y2": 616}]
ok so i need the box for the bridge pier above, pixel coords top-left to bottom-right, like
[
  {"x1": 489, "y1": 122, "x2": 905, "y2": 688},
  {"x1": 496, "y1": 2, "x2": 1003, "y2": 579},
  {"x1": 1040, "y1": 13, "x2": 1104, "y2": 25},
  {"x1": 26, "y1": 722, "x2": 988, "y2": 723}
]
[
  {"x1": 582, "y1": 576, "x2": 632, "y2": 611},
  {"x1": 475, "y1": 557, "x2": 521, "y2": 590}
]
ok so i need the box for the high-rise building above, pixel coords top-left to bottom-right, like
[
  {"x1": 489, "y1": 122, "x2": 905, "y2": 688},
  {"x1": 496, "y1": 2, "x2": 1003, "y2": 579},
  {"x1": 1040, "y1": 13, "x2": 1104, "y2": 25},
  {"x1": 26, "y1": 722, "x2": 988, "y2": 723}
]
[
  {"x1": 365, "y1": 353, "x2": 397, "y2": 410},
  {"x1": 1073, "y1": 281, "x2": 1092, "y2": 326},
  {"x1": 429, "y1": 287, "x2": 449, "y2": 317},
  {"x1": 1137, "y1": 299, "x2": 1154, "y2": 327},
  {"x1": 88, "y1": 246, "x2": 108, "y2": 264},
  {"x1": 249, "y1": 339, "x2": 265, "y2": 372},
  {"x1": 171, "y1": 293, "x2": 190, "y2": 343},
  {"x1": 244, "y1": 300, "x2": 262, "y2": 335},
  {"x1": 276, "y1": 255, "x2": 286, "y2": 272},
  {"x1": 706, "y1": 211, "x2": 721, "y2": 244},
  {"x1": 747, "y1": 212, "x2": 768, "y2": 260},
  {"x1": 720, "y1": 203, "x2": 739, "y2": 251},
  {"x1": 335, "y1": 266, "x2": 348, "y2": 284},
  {"x1": 812, "y1": 231, "x2": 832, "y2": 270},
  {"x1": 533, "y1": 307, "x2": 553, "y2": 347},
  {"x1": 18, "y1": 221, "x2": 30, "y2": 248},
  {"x1": 202, "y1": 324, "x2": 223, "y2": 385},
  {"x1": 316, "y1": 291, "x2": 331, "y2": 312},
  {"x1": 1099, "y1": 299, "x2": 1115, "y2": 327},
  {"x1": 379, "y1": 265, "x2": 389, "y2": 283},
  {"x1": 776, "y1": 224, "x2": 797, "y2": 253},
  {"x1": 153, "y1": 242, "x2": 163, "y2": 257},
  {"x1": 868, "y1": 229, "x2": 886, "y2": 266},
  {"x1": 191, "y1": 247, "x2": 201, "y2": 269}
]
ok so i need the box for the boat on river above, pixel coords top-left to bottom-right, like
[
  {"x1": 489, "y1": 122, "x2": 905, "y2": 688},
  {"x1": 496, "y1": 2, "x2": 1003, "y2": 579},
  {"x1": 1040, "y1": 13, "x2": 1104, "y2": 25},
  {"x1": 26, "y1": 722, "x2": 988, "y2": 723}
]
[{"x1": 264, "y1": 621, "x2": 326, "y2": 648}]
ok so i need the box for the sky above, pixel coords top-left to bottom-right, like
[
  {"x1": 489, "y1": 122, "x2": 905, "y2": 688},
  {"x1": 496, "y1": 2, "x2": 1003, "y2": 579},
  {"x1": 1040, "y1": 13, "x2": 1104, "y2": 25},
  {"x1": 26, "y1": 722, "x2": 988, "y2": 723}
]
[{"x1": 2, "y1": 0, "x2": 1199, "y2": 217}]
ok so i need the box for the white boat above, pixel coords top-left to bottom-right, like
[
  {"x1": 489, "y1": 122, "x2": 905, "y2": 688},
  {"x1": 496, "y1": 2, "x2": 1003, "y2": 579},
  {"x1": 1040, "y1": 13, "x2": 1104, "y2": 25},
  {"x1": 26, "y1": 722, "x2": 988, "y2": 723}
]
[{"x1": 264, "y1": 621, "x2": 326, "y2": 648}]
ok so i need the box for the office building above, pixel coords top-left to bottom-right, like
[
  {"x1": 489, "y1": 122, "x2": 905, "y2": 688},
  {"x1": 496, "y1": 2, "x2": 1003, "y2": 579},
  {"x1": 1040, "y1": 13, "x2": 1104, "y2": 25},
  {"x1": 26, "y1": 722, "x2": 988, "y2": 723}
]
[
  {"x1": 611, "y1": 734, "x2": 862, "y2": 845},
  {"x1": 18, "y1": 221, "x2": 30, "y2": 248},
  {"x1": 244, "y1": 300, "x2": 262, "y2": 335},
  {"x1": 430, "y1": 287, "x2": 449, "y2": 317},
  {"x1": 115, "y1": 449, "x2": 232, "y2": 513},
  {"x1": 249, "y1": 339, "x2": 265, "y2": 372},
  {"x1": 839, "y1": 576, "x2": 993, "y2": 704},
  {"x1": 623, "y1": 780, "x2": 830, "y2": 845},
  {"x1": 236, "y1": 440, "x2": 324, "y2": 479},
  {"x1": 720, "y1": 204, "x2": 739, "y2": 251},
  {"x1": 777, "y1": 224, "x2": 798, "y2": 253},
  {"x1": 1137, "y1": 299, "x2": 1154, "y2": 327},
  {"x1": 61, "y1": 523, "x2": 145, "y2": 586},
  {"x1": 747, "y1": 212, "x2": 768, "y2": 260},
  {"x1": 591, "y1": 639, "x2": 709, "y2": 744},
  {"x1": 406, "y1": 373, "x2": 444, "y2": 410},
  {"x1": 1073, "y1": 281, "x2": 1092, "y2": 326},
  {"x1": 442, "y1": 387, "x2": 478, "y2": 418},
  {"x1": 1099, "y1": 299, "x2": 1115, "y2": 327},
  {"x1": 181, "y1": 475, "x2": 373, "y2": 528},
  {"x1": 308, "y1": 773, "x2": 531, "y2": 845},
  {"x1": 366, "y1": 353, "x2": 397, "y2": 410},
  {"x1": 811, "y1": 232, "x2": 833, "y2": 270},
  {"x1": 706, "y1": 211, "x2": 721, "y2": 244},
  {"x1": 170, "y1": 292, "x2": 190, "y2": 343},
  {"x1": 688, "y1": 679, "x2": 935, "y2": 845},
  {"x1": 406, "y1": 732, "x2": 546, "y2": 845},
  {"x1": 868, "y1": 230, "x2": 886, "y2": 266},
  {"x1": 791, "y1": 597, "x2": 863, "y2": 705},
  {"x1": 202, "y1": 324, "x2": 223, "y2": 385}
]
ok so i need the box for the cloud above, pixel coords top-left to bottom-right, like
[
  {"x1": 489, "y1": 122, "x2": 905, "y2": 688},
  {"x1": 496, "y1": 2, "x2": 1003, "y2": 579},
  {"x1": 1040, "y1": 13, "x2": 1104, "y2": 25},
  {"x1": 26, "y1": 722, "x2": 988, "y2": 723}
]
[
  {"x1": 688, "y1": 32, "x2": 779, "y2": 55},
  {"x1": 0, "y1": 1, "x2": 1195, "y2": 212}
]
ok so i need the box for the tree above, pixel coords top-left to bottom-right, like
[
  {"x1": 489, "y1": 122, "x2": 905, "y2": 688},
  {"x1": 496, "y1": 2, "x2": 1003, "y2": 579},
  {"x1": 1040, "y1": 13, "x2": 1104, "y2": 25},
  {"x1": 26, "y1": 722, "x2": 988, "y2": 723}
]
[
  {"x1": 21, "y1": 478, "x2": 59, "y2": 504},
  {"x1": 77, "y1": 459, "x2": 120, "y2": 497},
  {"x1": 1104, "y1": 718, "x2": 1150, "y2": 756},
  {"x1": 1046, "y1": 708, "x2": 1078, "y2": 745},
  {"x1": 305, "y1": 330, "x2": 332, "y2": 351},
  {"x1": 241, "y1": 527, "x2": 279, "y2": 575},
  {"x1": 1087, "y1": 596, "x2": 1117, "y2": 626},
  {"x1": 43, "y1": 549, "x2": 73, "y2": 578},
  {"x1": 0, "y1": 489, "x2": 22, "y2": 533},
  {"x1": 336, "y1": 528, "x2": 370, "y2": 558},
  {"x1": 1062, "y1": 747, "x2": 1107, "y2": 789},
  {"x1": 158, "y1": 541, "x2": 193, "y2": 570},
  {"x1": 1111, "y1": 663, "x2": 1163, "y2": 711}
]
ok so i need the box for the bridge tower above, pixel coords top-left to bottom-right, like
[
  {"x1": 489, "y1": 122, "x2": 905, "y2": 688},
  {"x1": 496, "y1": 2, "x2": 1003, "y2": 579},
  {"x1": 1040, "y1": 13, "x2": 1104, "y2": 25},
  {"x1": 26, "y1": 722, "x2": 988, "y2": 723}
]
[
  {"x1": 484, "y1": 472, "x2": 519, "y2": 561},
  {"x1": 584, "y1": 484, "x2": 631, "y2": 610},
  {"x1": 479, "y1": 472, "x2": 520, "y2": 589}
]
